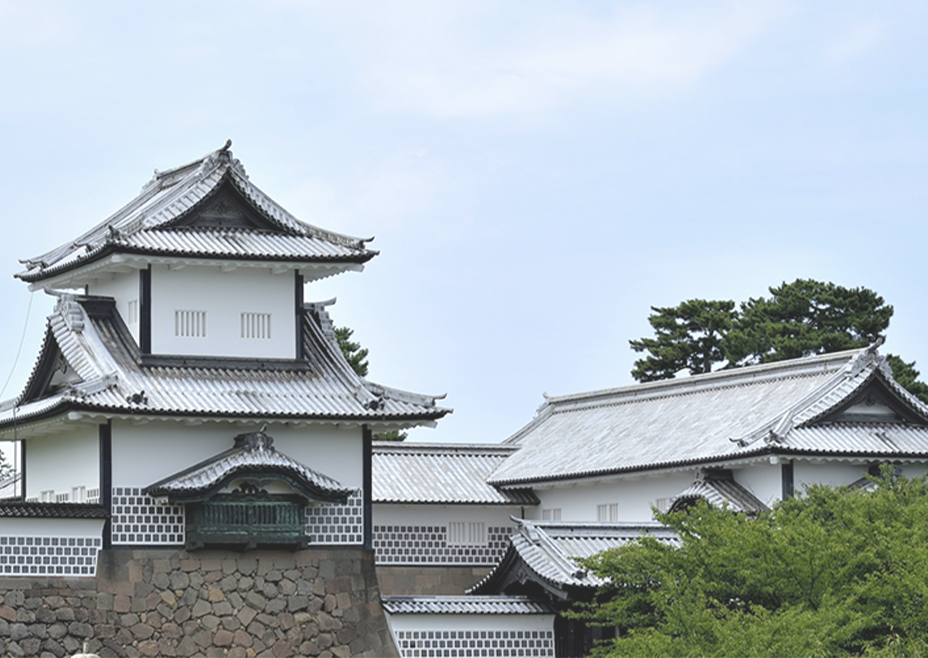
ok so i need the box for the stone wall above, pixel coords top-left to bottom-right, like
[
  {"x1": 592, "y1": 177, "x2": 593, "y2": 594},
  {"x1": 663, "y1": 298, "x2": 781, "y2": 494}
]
[
  {"x1": 0, "y1": 547, "x2": 398, "y2": 658},
  {"x1": 375, "y1": 566, "x2": 492, "y2": 596}
]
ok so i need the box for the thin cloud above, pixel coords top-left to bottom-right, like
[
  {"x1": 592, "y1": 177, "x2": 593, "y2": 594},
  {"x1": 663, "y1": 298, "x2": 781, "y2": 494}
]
[
  {"x1": 345, "y1": 3, "x2": 786, "y2": 117},
  {"x1": 822, "y1": 21, "x2": 886, "y2": 66}
]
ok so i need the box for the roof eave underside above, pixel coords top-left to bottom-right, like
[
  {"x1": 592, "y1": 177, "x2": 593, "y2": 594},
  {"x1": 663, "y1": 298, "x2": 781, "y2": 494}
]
[{"x1": 489, "y1": 444, "x2": 928, "y2": 488}]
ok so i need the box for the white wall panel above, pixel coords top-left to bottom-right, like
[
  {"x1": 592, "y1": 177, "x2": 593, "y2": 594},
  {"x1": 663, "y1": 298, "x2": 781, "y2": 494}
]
[{"x1": 150, "y1": 266, "x2": 295, "y2": 359}]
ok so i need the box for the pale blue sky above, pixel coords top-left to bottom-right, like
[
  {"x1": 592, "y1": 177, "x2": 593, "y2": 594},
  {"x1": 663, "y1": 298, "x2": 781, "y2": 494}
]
[{"x1": 1, "y1": 1, "x2": 926, "y2": 443}]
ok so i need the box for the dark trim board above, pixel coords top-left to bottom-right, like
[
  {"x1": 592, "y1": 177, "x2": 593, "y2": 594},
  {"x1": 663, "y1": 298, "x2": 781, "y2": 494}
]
[
  {"x1": 100, "y1": 421, "x2": 113, "y2": 549},
  {"x1": 139, "y1": 267, "x2": 151, "y2": 355}
]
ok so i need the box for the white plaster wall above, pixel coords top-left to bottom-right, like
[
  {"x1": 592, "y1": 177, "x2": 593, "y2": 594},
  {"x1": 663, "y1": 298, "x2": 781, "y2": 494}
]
[
  {"x1": 387, "y1": 612, "x2": 554, "y2": 633},
  {"x1": 0, "y1": 518, "x2": 105, "y2": 538},
  {"x1": 530, "y1": 471, "x2": 695, "y2": 523},
  {"x1": 794, "y1": 460, "x2": 871, "y2": 491},
  {"x1": 373, "y1": 504, "x2": 523, "y2": 528},
  {"x1": 150, "y1": 266, "x2": 296, "y2": 359},
  {"x1": 25, "y1": 427, "x2": 99, "y2": 499},
  {"x1": 111, "y1": 420, "x2": 362, "y2": 490},
  {"x1": 736, "y1": 463, "x2": 784, "y2": 507},
  {"x1": 91, "y1": 273, "x2": 141, "y2": 344},
  {"x1": 261, "y1": 423, "x2": 363, "y2": 488}
]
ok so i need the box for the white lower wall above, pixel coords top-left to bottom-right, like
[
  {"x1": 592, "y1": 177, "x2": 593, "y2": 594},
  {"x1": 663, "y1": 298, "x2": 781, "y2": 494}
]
[
  {"x1": 373, "y1": 504, "x2": 521, "y2": 565},
  {"x1": 25, "y1": 426, "x2": 99, "y2": 501},
  {"x1": 0, "y1": 517, "x2": 105, "y2": 577},
  {"x1": 388, "y1": 613, "x2": 555, "y2": 658}
]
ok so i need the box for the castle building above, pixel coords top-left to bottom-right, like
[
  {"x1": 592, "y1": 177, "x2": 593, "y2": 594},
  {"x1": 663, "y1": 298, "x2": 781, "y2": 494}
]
[
  {"x1": 0, "y1": 143, "x2": 458, "y2": 657},
  {"x1": 5, "y1": 143, "x2": 928, "y2": 658}
]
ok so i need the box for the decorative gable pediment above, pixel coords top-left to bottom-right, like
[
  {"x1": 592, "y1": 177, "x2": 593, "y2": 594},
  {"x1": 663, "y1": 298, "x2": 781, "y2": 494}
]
[
  {"x1": 18, "y1": 330, "x2": 81, "y2": 405},
  {"x1": 170, "y1": 181, "x2": 285, "y2": 233},
  {"x1": 816, "y1": 378, "x2": 928, "y2": 426}
]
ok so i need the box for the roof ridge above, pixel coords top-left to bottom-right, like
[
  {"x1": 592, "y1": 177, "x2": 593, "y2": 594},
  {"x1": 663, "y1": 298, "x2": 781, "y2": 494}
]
[{"x1": 548, "y1": 348, "x2": 864, "y2": 407}]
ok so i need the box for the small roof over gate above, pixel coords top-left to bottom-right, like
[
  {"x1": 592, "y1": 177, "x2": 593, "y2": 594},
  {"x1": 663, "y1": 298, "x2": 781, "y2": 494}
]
[{"x1": 144, "y1": 428, "x2": 354, "y2": 504}]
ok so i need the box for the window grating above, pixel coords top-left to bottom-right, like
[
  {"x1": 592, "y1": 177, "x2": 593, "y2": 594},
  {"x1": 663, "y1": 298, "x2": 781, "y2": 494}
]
[
  {"x1": 175, "y1": 310, "x2": 207, "y2": 337},
  {"x1": 241, "y1": 312, "x2": 272, "y2": 339},
  {"x1": 373, "y1": 525, "x2": 514, "y2": 565},
  {"x1": 127, "y1": 299, "x2": 139, "y2": 325},
  {"x1": 448, "y1": 521, "x2": 487, "y2": 546}
]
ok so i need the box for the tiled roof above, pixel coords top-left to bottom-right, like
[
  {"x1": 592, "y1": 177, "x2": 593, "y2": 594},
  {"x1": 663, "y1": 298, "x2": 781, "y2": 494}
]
[
  {"x1": 670, "y1": 469, "x2": 769, "y2": 515},
  {"x1": 0, "y1": 295, "x2": 449, "y2": 433},
  {"x1": 470, "y1": 519, "x2": 677, "y2": 595},
  {"x1": 0, "y1": 503, "x2": 109, "y2": 519},
  {"x1": 18, "y1": 142, "x2": 376, "y2": 284},
  {"x1": 381, "y1": 595, "x2": 555, "y2": 615},
  {"x1": 489, "y1": 347, "x2": 928, "y2": 486},
  {"x1": 145, "y1": 429, "x2": 354, "y2": 502},
  {"x1": 372, "y1": 443, "x2": 538, "y2": 505}
]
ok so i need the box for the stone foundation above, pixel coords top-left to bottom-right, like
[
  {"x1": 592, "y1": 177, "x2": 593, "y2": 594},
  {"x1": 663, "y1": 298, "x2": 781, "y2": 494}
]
[
  {"x1": 375, "y1": 566, "x2": 492, "y2": 595},
  {"x1": 0, "y1": 547, "x2": 398, "y2": 658}
]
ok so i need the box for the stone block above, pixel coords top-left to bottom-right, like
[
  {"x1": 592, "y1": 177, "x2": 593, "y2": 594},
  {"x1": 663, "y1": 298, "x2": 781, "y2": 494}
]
[
  {"x1": 0, "y1": 605, "x2": 17, "y2": 622},
  {"x1": 213, "y1": 628, "x2": 234, "y2": 646},
  {"x1": 200, "y1": 614, "x2": 221, "y2": 631},
  {"x1": 236, "y1": 606, "x2": 257, "y2": 627},
  {"x1": 114, "y1": 594, "x2": 132, "y2": 613}
]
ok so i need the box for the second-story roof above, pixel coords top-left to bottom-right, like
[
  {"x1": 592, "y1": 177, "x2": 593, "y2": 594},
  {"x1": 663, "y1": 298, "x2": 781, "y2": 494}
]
[{"x1": 0, "y1": 294, "x2": 450, "y2": 436}]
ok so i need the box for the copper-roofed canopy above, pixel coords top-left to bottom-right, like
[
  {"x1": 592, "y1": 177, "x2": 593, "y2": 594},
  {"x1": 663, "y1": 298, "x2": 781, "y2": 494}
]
[{"x1": 17, "y1": 141, "x2": 377, "y2": 288}]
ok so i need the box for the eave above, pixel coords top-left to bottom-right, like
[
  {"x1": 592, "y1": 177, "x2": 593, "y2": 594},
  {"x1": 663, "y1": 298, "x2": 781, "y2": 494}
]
[
  {"x1": 0, "y1": 404, "x2": 449, "y2": 440},
  {"x1": 22, "y1": 250, "x2": 370, "y2": 290},
  {"x1": 491, "y1": 445, "x2": 928, "y2": 490}
]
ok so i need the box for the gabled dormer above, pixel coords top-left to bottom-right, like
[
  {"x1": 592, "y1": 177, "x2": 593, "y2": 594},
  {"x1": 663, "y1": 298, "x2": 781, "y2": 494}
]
[{"x1": 17, "y1": 142, "x2": 377, "y2": 363}]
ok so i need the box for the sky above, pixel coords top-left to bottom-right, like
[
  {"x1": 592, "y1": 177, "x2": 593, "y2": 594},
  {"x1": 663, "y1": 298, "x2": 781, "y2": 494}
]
[{"x1": 0, "y1": 1, "x2": 926, "y2": 445}]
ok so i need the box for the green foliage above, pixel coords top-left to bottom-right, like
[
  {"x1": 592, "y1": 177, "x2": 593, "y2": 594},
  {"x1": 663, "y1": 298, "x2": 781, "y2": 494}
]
[
  {"x1": 725, "y1": 280, "x2": 893, "y2": 367},
  {"x1": 629, "y1": 279, "x2": 928, "y2": 402},
  {"x1": 575, "y1": 474, "x2": 928, "y2": 657},
  {"x1": 334, "y1": 326, "x2": 369, "y2": 378},
  {"x1": 885, "y1": 354, "x2": 928, "y2": 405},
  {"x1": 630, "y1": 300, "x2": 737, "y2": 382},
  {"x1": 333, "y1": 326, "x2": 407, "y2": 441}
]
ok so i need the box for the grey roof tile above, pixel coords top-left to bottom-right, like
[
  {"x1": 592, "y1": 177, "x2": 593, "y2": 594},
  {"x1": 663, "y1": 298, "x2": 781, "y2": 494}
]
[
  {"x1": 489, "y1": 348, "x2": 928, "y2": 486},
  {"x1": 373, "y1": 443, "x2": 538, "y2": 505},
  {"x1": 0, "y1": 503, "x2": 109, "y2": 519},
  {"x1": 381, "y1": 595, "x2": 555, "y2": 615},
  {"x1": 470, "y1": 519, "x2": 677, "y2": 594},
  {"x1": 145, "y1": 429, "x2": 354, "y2": 501},
  {"x1": 0, "y1": 295, "x2": 449, "y2": 431},
  {"x1": 18, "y1": 143, "x2": 375, "y2": 283}
]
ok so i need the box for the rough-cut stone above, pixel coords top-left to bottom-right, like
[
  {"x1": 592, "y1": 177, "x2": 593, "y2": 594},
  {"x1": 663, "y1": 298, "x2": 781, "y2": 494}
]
[{"x1": 0, "y1": 548, "x2": 397, "y2": 658}]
